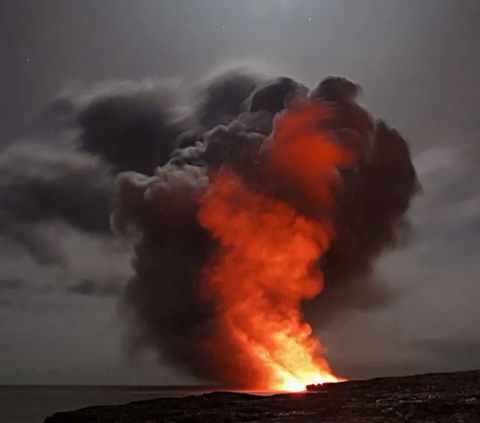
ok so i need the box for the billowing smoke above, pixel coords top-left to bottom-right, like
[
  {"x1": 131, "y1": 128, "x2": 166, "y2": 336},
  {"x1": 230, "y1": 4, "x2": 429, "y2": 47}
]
[
  {"x1": 111, "y1": 71, "x2": 419, "y2": 387},
  {"x1": 0, "y1": 142, "x2": 114, "y2": 265},
  {"x1": 0, "y1": 66, "x2": 418, "y2": 387},
  {"x1": 52, "y1": 78, "x2": 196, "y2": 174},
  {"x1": 193, "y1": 66, "x2": 264, "y2": 131}
]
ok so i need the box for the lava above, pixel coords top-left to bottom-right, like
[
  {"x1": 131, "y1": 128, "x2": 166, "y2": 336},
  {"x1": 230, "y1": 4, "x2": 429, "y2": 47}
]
[{"x1": 197, "y1": 100, "x2": 355, "y2": 391}]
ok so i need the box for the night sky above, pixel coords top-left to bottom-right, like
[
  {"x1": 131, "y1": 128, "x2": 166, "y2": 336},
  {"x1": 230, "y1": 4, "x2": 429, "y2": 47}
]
[{"x1": 1, "y1": 0, "x2": 480, "y2": 385}]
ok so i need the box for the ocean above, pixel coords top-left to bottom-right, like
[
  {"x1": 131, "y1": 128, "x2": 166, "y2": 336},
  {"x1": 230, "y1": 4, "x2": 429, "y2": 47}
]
[{"x1": 0, "y1": 385, "x2": 210, "y2": 423}]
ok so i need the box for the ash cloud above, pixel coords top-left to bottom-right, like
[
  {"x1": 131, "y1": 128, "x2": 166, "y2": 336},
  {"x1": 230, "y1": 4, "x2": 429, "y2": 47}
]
[
  {"x1": 0, "y1": 65, "x2": 418, "y2": 385},
  {"x1": 0, "y1": 143, "x2": 114, "y2": 266},
  {"x1": 53, "y1": 78, "x2": 196, "y2": 175},
  {"x1": 112, "y1": 71, "x2": 419, "y2": 385},
  {"x1": 192, "y1": 65, "x2": 265, "y2": 131},
  {"x1": 0, "y1": 72, "x2": 206, "y2": 266},
  {"x1": 0, "y1": 143, "x2": 113, "y2": 232}
]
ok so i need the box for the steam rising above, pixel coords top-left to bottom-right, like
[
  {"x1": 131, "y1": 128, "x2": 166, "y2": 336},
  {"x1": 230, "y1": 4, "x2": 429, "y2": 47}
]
[
  {"x1": 113, "y1": 70, "x2": 418, "y2": 385},
  {"x1": 0, "y1": 66, "x2": 418, "y2": 386}
]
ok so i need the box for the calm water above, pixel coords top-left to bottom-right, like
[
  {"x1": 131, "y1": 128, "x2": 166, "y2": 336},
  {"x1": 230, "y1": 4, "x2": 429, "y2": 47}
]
[{"x1": 0, "y1": 386, "x2": 210, "y2": 423}]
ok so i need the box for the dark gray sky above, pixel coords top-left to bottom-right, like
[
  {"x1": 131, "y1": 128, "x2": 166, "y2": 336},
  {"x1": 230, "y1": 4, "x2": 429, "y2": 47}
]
[{"x1": 1, "y1": 0, "x2": 480, "y2": 384}]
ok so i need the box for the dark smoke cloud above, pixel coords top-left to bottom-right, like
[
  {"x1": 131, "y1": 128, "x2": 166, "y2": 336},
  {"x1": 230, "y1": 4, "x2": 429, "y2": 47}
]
[
  {"x1": 53, "y1": 79, "x2": 196, "y2": 175},
  {"x1": 112, "y1": 72, "x2": 419, "y2": 386},
  {"x1": 0, "y1": 65, "x2": 418, "y2": 385},
  {"x1": 192, "y1": 65, "x2": 265, "y2": 131},
  {"x1": 245, "y1": 76, "x2": 308, "y2": 116},
  {"x1": 0, "y1": 142, "x2": 114, "y2": 265},
  {"x1": 0, "y1": 143, "x2": 113, "y2": 232},
  {"x1": 0, "y1": 70, "x2": 246, "y2": 263}
]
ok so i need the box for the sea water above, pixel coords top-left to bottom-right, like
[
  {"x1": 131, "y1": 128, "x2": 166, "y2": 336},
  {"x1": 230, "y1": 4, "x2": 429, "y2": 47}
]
[{"x1": 0, "y1": 385, "x2": 202, "y2": 423}]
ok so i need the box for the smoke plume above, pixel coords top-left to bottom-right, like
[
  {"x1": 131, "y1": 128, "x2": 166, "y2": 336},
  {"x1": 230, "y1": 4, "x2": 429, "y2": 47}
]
[
  {"x1": 111, "y1": 71, "x2": 419, "y2": 387},
  {"x1": 0, "y1": 66, "x2": 418, "y2": 388}
]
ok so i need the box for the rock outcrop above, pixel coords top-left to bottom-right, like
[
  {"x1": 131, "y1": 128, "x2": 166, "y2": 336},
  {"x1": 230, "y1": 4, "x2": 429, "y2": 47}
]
[{"x1": 43, "y1": 370, "x2": 480, "y2": 422}]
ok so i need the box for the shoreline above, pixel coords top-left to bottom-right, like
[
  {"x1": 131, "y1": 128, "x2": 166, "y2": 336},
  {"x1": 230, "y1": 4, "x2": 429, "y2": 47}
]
[{"x1": 42, "y1": 369, "x2": 480, "y2": 422}]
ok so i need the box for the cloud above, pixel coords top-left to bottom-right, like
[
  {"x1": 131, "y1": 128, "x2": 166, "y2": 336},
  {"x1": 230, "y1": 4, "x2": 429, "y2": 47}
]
[
  {"x1": 54, "y1": 78, "x2": 196, "y2": 174},
  {"x1": 112, "y1": 75, "x2": 419, "y2": 386},
  {"x1": 67, "y1": 279, "x2": 122, "y2": 297},
  {"x1": 0, "y1": 278, "x2": 26, "y2": 291}
]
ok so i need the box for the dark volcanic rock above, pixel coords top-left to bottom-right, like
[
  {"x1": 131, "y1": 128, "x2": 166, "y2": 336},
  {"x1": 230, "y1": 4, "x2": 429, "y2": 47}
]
[{"x1": 43, "y1": 370, "x2": 480, "y2": 422}]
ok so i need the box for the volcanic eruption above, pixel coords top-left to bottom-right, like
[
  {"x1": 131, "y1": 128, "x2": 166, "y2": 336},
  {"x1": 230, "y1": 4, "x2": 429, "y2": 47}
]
[
  {"x1": 110, "y1": 72, "x2": 419, "y2": 391},
  {"x1": 0, "y1": 66, "x2": 418, "y2": 391},
  {"x1": 196, "y1": 101, "x2": 354, "y2": 390}
]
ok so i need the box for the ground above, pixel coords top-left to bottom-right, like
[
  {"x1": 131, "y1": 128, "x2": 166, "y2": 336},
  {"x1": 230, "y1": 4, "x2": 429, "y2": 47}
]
[{"x1": 43, "y1": 370, "x2": 480, "y2": 422}]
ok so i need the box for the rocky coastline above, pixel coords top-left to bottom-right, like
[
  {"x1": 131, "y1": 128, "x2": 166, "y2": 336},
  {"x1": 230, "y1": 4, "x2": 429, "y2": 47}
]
[{"x1": 43, "y1": 370, "x2": 480, "y2": 422}]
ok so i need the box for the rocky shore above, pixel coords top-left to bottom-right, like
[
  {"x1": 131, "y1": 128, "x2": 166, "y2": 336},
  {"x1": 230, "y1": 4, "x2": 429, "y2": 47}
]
[{"x1": 43, "y1": 370, "x2": 480, "y2": 422}]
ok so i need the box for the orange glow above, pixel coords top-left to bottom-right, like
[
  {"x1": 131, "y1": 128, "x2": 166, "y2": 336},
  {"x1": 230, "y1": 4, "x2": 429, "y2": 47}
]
[{"x1": 198, "y1": 100, "x2": 354, "y2": 391}]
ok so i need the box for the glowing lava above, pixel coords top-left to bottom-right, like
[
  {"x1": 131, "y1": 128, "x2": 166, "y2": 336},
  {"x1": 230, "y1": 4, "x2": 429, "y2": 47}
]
[{"x1": 198, "y1": 100, "x2": 355, "y2": 391}]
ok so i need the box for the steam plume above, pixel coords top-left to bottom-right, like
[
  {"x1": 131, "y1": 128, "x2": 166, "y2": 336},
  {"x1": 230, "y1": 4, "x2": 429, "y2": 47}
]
[
  {"x1": 0, "y1": 66, "x2": 418, "y2": 387},
  {"x1": 111, "y1": 72, "x2": 419, "y2": 387}
]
